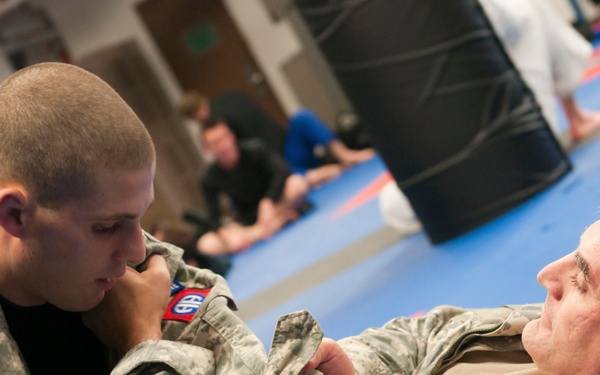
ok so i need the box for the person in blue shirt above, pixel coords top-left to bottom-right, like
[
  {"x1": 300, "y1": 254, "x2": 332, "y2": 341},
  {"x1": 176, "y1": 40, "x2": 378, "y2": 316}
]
[{"x1": 179, "y1": 91, "x2": 375, "y2": 187}]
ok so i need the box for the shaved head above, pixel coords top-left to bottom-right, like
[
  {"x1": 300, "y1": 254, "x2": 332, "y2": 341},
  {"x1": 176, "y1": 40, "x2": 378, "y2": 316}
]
[{"x1": 0, "y1": 62, "x2": 155, "y2": 208}]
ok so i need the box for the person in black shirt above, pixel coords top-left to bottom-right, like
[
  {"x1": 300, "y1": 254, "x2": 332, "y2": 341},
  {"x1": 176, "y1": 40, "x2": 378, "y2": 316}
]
[
  {"x1": 179, "y1": 91, "x2": 375, "y2": 187},
  {"x1": 196, "y1": 118, "x2": 310, "y2": 255},
  {"x1": 179, "y1": 90, "x2": 286, "y2": 155}
]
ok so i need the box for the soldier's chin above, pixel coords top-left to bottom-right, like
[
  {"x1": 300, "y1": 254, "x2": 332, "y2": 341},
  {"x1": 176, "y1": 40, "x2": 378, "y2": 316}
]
[
  {"x1": 521, "y1": 318, "x2": 546, "y2": 355},
  {"x1": 54, "y1": 292, "x2": 106, "y2": 312}
]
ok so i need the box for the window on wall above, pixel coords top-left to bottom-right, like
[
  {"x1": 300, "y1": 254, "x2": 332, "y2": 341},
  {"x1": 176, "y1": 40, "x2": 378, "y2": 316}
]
[{"x1": 0, "y1": 0, "x2": 69, "y2": 70}]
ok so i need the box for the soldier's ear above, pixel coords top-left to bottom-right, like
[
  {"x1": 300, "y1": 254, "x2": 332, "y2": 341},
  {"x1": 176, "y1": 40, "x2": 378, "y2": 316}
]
[{"x1": 0, "y1": 185, "x2": 31, "y2": 238}]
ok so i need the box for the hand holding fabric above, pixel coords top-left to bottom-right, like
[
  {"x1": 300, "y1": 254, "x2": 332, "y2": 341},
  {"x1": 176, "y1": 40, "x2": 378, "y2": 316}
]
[
  {"x1": 82, "y1": 255, "x2": 171, "y2": 357},
  {"x1": 303, "y1": 338, "x2": 355, "y2": 375}
]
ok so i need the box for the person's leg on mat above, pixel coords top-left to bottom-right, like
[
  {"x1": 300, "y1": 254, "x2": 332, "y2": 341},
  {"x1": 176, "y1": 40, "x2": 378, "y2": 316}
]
[
  {"x1": 480, "y1": 0, "x2": 600, "y2": 141},
  {"x1": 305, "y1": 164, "x2": 344, "y2": 187},
  {"x1": 258, "y1": 173, "x2": 310, "y2": 238},
  {"x1": 196, "y1": 224, "x2": 264, "y2": 255},
  {"x1": 327, "y1": 139, "x2": 375, "y2": 168},
  {"x1": 196, "y1": 174, "x2": 310, "y2": 254},
  {"x1": 561, "y1": 95, "x2": 600, "y2": 141},
  {"x1": 285, "y1": 109, "x2": 375, "y2": 187}
]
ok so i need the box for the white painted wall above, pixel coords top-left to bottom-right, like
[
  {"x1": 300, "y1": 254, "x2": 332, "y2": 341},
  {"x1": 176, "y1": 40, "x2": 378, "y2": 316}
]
[
  {"x1": 223, "y1": 0, "x2": 303, "y2": 114},
  {"x1": 35, "y1": 0, "x2": 302, "y2": 115},
  {"x1": 3, "y1": 0, "x2": 597, "y2": 116},
  {"x1": 40, "y1": 0, "x2": 188, "y2": 108}
]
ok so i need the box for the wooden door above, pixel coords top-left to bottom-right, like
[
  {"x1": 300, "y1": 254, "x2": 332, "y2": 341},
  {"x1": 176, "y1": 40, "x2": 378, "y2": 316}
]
[
  {"x1": 77, "y1": 41, "x2": 207, "y2": 231},
  {"x1": 136, "y1": 0, "x2": 288, "y2": 127}
]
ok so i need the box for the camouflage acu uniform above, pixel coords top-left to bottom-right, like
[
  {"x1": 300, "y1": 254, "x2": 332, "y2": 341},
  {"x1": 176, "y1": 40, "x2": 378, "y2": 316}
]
[
  {"x1": 340, "y1": 304, "x2": 542, "y2": 374},
  {"x1": 0, "y1": 233, "x2": 323, "y2": 375}
]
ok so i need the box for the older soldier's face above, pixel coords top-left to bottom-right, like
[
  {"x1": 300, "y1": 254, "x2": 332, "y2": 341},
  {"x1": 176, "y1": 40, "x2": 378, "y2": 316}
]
[{"x1": 523, "y1": 219, "x2": 600, "y2": 374}]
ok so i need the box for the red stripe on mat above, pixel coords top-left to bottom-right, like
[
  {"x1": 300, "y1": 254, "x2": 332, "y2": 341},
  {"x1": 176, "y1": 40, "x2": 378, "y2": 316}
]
[
  {"x1": 582, "y1": 45, "x2": 600, "y2": 83},
  {"x1": 330, "y1": 171, "x2": 393, "y2": 219}
]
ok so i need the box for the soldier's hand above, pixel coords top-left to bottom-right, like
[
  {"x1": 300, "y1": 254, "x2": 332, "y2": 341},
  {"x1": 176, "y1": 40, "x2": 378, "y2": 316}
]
[
  {"x1": 303, "y1": 338, "x2": 355, "y2": 375},
  {"x1": 82, "y1": 255, "x2": 171, "y2": 357}
]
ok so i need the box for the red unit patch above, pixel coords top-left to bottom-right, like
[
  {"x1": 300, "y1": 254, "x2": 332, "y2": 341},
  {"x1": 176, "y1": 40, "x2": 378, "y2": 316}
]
[{"x1": 163, "y1": 288, "x2": 212, "y2": 323}]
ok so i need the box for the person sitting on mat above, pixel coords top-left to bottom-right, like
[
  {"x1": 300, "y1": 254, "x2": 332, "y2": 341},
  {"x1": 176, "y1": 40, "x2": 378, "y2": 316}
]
[
  {"x1": 196, "y1": 118, "x2": 310, "y2": 256},
  {"x1": 480, "y1": 0, "x2": 600, "y2": 142},
  {"x1": 285, "y1": 108, "x2": 376, "y2": 187},
  {"x1": 179, "y1": 91, "x2": 375, "y2": 187}
]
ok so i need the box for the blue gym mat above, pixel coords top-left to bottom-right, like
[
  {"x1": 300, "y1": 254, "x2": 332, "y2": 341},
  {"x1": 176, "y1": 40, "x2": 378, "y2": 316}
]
[{"x1": 224, "y1": 49, "x2": 600, "y2": 348}]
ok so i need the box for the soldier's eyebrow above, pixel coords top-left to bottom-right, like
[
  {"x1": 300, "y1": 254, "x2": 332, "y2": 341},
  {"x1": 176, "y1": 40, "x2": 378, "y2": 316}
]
[
  {"x1": 575, "y1": 251, "x2": 593, "y2": 285},
  {"x1": 93, "y1": 200, "x2": 155, "y2": 222}
]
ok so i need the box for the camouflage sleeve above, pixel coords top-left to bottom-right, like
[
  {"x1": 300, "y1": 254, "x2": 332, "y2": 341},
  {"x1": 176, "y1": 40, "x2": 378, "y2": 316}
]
[
  {"x1": 111, "y1": 340, "x2": 216, "y2": 375},
  {"x1": 129, "y1": 234, "x2": 324, "y2": 375},
  {"x1": 338, "y1": 305, "x2": 523, "y2": 375},
  {"x1": 265, "y1": 310, "x2": 324, "y2": 375},
  {"x1": 105, "y1": 234, "x2": 221, "y2": 374},
  {"x1": 164, "y1": 276, "x2": 324, "y2": 374},
  {"x1": 0, "y1": 320, "x2": 29, "y2": 375}
]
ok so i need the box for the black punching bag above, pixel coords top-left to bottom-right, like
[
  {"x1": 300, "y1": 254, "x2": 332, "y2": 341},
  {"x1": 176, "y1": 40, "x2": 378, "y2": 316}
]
[{"x1": 294, "y1": 0, "x2": 571, "y2": 243}]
